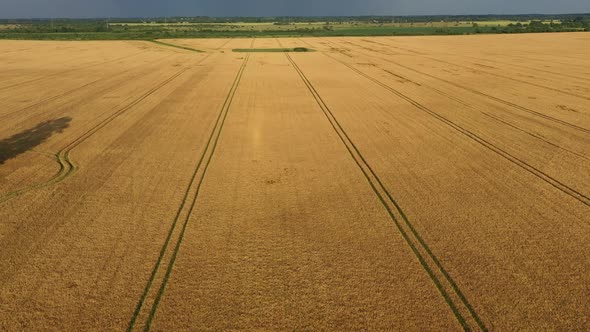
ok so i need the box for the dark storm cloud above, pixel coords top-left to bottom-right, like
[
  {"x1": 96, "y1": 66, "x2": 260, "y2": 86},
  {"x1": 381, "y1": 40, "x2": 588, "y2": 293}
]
[{"x1": 1, "y1": 0, "x2": 589, "y2": 18}]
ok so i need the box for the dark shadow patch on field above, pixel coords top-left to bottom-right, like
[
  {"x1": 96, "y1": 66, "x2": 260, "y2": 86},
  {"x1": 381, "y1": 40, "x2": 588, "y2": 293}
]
[{"x1": 0, "y1": 117, "x2": 71, "y2": 164}]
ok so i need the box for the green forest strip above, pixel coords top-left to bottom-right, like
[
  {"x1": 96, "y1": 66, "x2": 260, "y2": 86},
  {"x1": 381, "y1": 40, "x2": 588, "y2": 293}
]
[
  {"x1": 0, "y1": 23, "x2": 587, "y2": 40},
  {"x1": 1, "y1": 14, "x2": 588, "y2": 41}
]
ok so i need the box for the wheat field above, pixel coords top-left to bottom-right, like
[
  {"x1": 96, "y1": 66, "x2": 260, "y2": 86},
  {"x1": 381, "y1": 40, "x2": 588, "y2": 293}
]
[{"x1": 1, "y1": 33, "x2": 589, "y2": 331}]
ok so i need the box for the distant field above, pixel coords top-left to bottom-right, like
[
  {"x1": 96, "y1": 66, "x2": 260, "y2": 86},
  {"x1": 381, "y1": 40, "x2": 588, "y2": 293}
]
[
  {"x1": 0, "y1": 24, "x2": 18, "y2": 30},
  {"x1": 109, "y1": 19, "x2": 563, "y2": 31},
  {"x1": 110, "y1": 20, "x2": 560, "y2": 28},
  {"x1": 0, "y1": 33, "x2": 589, "y2": 331}
]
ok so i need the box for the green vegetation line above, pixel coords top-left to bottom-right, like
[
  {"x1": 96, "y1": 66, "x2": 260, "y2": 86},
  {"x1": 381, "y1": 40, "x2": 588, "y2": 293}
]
[
  {"x1": 149, "y1": 40, "x2": 204, "y2": 52},
  {"x1": 0, "y1": 15, "x2": 588, "y2": 40},
  {"x1": 233, "y1": 47, "x2": 312, "y2": 52}
]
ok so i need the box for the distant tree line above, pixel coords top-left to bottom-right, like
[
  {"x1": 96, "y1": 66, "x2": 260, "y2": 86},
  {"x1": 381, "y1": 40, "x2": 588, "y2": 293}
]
[
  {"x1": 0, "y1": 19, "x2": 110, "y2": 33},
  {"x1": 2, "y1": 14, "x2": 589, "y2": 25},
  {"x1": 0, "y1": 14, "x2": 588, "y2": 40},
  {"x1": 471, "y1": 17, "x2": 589, "y2": 34}
]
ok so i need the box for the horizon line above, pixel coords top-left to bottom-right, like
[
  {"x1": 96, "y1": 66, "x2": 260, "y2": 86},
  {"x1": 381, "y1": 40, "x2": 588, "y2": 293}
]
[{"x1": 1, "y1": 12, "x2": 589, "y2": 20}]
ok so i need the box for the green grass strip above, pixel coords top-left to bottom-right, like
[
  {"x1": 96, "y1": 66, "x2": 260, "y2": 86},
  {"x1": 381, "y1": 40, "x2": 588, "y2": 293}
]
[
  {"x1": 149, "y1": 40, "x2": 205, "y2": 53},
  {"x1": 233, "y1": 47, "x2": 313, "y2": 53}
]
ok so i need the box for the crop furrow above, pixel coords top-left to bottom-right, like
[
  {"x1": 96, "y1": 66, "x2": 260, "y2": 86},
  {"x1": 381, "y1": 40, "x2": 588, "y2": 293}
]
[
  {"x1": 333, "y1": 39, "x2": 590, "y2": 135},
  {"x1": 127, "y1": 54, "x2": 250, "y2": 332},
  {"x1": 0, "y1": 58, "x2": 200, "y2": 204},
  {"x1": 286, "y1": 52, "x2": 487, "y2": 332},
  {"x1": 0, "y1": 50, "x2": 148, "y2": 92},
  {"x1": 482, "y1": 112, "x2": 589, "y2": 160},
  {"x1": 0, "y1": 52, "x2": 177, "y2": 121},
  {"x1": 216, "y1": 38, "x2": 233, "y2": 50},
  {"x1": 322, "y1": 51, "x2": 590, "y2": 207},
  {"x1": 363, "y1": 38, "x2": 590, "y2": 82}
]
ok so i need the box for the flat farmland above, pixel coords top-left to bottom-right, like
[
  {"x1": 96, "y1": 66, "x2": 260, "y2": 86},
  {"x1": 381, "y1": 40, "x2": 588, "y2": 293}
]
[{"x1": 0, "y1": 33, "x2": 589, "y2": 331}]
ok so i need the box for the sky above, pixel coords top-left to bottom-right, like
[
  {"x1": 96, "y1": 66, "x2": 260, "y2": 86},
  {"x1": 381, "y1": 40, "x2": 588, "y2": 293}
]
[{"x1": 1, "y1": 0, "x2": 589, "y2": 18}]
